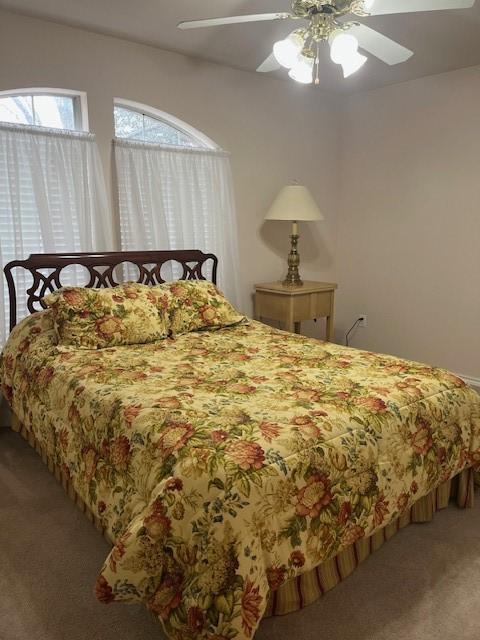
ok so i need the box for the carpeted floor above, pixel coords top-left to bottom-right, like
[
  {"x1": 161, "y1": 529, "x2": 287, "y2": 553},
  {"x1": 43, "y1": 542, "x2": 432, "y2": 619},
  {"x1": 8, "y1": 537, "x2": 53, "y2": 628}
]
[{"x1": 1, "y1": 428, "x2": 479, "y2": 640}]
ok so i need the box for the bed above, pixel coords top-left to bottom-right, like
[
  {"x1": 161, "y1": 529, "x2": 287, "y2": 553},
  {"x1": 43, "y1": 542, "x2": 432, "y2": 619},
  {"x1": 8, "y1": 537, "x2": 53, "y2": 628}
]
[{"x1": 1, "y1": 250, "x2": 479, "y2": 640}]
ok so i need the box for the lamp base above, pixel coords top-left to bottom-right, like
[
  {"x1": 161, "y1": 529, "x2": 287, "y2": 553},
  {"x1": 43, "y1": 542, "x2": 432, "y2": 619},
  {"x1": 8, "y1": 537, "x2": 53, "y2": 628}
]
[
  {"x1": 283, "y1": 274, "x2": 303, "y2": 287},
  {"x1": 282, "y1": 233, "x2": 303, "y2": 288}
]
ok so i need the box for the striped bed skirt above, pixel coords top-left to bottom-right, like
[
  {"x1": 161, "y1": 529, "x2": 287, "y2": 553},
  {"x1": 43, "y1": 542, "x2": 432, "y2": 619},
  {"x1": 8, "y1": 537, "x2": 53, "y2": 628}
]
[
  {"x1": 12, "y1": 415, "x2": 478, "y2": 620},
  {"x1": 264, "y1": 467, "x2": 476, "y2": 617}
]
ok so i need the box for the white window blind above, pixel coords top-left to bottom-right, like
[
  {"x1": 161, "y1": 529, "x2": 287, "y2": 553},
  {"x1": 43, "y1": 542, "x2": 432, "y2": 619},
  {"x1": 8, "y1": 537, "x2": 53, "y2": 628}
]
[
  {"x1": 0, "y1": 123, "x2": 112, "y2": 343},
  {"x1": 114, "y1": 138, "x2": 242, "y2": 309}
]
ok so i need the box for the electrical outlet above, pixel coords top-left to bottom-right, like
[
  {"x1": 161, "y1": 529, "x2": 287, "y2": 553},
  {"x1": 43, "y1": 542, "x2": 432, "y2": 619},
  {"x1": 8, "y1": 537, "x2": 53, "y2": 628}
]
[{"x1": 358, "y1": 315, "x2": 367, "y2": 328}]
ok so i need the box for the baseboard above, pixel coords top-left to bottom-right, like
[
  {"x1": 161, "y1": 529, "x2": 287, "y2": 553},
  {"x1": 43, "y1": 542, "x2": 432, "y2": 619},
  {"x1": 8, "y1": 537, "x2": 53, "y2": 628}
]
[{"x1": 459, "y1": 374, "x2": 480, "y2": 393}]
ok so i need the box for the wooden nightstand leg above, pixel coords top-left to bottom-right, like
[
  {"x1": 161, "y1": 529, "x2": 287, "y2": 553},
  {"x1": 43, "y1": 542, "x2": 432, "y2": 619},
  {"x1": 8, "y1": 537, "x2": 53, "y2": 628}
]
[{"x1": 285, "y1": 299, "x2": 295, "y2": 333}]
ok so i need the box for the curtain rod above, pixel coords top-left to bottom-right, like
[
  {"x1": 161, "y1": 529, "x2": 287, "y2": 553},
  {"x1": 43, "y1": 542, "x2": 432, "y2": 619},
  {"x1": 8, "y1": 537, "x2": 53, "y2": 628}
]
[
  {"x1": 0, "y1": 122, "x2": 96, "y2": 141},
  {"x1": 113, "y1": 137, "x2": 229, "y2": 157}
]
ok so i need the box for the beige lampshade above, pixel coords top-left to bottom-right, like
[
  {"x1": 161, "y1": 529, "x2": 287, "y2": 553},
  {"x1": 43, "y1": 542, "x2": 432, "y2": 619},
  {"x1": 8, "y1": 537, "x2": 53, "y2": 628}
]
[{"x1": 265, "y1": 185, "x2": 325, "y2": 222}]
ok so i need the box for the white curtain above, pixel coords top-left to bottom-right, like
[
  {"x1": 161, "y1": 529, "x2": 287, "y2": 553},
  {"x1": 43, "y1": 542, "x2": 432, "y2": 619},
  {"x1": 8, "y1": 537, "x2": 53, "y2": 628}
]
[
  {"x1": 114, "y1": 139, "x2": 242, "y2": 308},
  {"x1": 0, "y1": 123, "x2": 112, "y2": 344}
]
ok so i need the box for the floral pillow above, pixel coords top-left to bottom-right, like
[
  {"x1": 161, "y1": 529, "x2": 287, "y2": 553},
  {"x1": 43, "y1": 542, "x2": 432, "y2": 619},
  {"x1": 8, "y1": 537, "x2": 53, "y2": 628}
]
[
  {"x1": 43, "y1": 283, "x2": 171, "y2": 350},
  {"x1": 161, "y1": 280, "x2": 245, "y2": 336}
]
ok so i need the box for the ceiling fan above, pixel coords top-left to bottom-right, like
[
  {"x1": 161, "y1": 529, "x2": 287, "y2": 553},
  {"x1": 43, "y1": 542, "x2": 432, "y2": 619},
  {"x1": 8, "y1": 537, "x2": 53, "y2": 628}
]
[{"x1": 178, "y1": 0, "x2": 476, "y2": 85}]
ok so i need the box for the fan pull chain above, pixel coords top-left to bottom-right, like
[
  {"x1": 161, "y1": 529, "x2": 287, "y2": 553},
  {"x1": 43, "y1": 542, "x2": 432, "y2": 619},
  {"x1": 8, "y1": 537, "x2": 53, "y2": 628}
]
[{"x1": 315, "y1": 43, "x2": 320, "y2": 85}]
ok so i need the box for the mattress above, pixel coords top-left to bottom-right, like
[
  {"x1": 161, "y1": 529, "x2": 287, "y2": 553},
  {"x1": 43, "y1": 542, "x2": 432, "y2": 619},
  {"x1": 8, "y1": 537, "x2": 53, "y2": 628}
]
[{"x1": 2, "y1": 309, "x2": 479, "y2": 640}]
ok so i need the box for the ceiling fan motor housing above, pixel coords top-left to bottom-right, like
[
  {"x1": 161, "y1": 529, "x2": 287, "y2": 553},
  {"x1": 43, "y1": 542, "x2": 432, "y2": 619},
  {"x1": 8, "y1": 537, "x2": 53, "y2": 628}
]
[{"x1": 292, "y1": 0, "x2": 363, "y2": 18}]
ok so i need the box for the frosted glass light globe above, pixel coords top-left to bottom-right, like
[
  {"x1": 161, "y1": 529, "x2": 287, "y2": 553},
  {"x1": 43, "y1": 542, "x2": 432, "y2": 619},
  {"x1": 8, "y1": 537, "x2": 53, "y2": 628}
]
[
  {"x1": 288, "y1": 56, "x2": 314, "y2": 84},
  {"x1": 273, "y1": 32, "x2": 304, "y2": 69},
  {"x1": 329, "y1": 32, "x2": 367, "y2": 78},
  {"x1": 340, "y1": 53, "x2": 367, "y2": 78},
  {"x1": 330, "y1": 33, "x2": 358, "y2": 64}
]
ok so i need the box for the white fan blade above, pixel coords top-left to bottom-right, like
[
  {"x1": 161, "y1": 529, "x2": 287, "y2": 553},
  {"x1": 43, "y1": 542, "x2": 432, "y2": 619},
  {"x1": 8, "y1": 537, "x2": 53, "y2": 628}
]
[
  {"x1": 257, "y1": 53, "x2": 281, "y2": 73},
  {"x1": 367, "y1": 0, "x2": 475, "y2": 16},
  {"x1": 178, "y1": 13, "x2": 290, "y2": 30},
  {"x1": 349, "y1": 24, "x2": 413, "y2": 65}
]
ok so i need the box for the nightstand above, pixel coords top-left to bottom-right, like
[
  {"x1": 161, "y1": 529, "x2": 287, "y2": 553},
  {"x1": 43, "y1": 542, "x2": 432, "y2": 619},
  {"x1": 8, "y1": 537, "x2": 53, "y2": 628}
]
[{"x1": 254, "y1": 281, "x2": 337, "y2": 341}]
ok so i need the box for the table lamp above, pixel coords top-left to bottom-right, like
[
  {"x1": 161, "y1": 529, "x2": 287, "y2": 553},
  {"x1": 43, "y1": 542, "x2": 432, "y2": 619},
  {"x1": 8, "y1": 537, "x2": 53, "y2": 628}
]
[{"x1": 265, "y1": 184, "x2": 324, "y2": 287}]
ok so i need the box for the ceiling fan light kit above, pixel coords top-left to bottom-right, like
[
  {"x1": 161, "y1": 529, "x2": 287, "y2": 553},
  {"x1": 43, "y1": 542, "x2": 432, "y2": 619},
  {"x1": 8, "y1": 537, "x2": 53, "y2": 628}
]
[
  {"x1": 178, "y1": 0, "x2": 476, "y2": 86},
  {"x1": 273, "y1": 31, "x2": 305, "y2": 69},
  {"x1": 289, "y1": 54, "x2": 316, "y2": 84},
  {"x1": 329, "y1": 30, "x2": 367, "y2": 78}
]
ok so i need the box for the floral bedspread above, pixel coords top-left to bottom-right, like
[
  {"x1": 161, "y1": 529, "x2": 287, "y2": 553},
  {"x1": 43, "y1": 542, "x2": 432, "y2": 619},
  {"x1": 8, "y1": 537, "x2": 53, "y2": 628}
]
[{"x1": 1, "y1": 310, "x2": 479, "y2": 640}]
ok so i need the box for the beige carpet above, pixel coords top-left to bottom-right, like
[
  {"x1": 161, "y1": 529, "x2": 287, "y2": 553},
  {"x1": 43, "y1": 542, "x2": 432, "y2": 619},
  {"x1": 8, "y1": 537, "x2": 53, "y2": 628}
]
[{"x1": 1, "y1": 428, "x2": 479, "y2": 640}]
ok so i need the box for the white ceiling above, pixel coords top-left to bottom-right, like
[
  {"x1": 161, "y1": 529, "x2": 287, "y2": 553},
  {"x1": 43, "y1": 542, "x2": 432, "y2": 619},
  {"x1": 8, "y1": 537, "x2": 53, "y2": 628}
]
[{"x1": 1, "y1": 0, "x2": 480, "y2": 93}]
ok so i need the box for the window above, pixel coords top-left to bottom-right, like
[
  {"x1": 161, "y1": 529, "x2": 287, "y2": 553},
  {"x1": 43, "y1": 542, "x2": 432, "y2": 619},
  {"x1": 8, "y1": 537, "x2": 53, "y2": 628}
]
[
  {"x1": 114, "y1": 99, "x2": 216, "y2": 149},
  {"x1": 0, "y1": 88, "x2": 88, "y2": 131},
  {"x1": 0, "y1": 89, "x2": 108, "y2": 344},
  {"x1": 114, "y1": 100, "x2": 240, "y2": 308}
]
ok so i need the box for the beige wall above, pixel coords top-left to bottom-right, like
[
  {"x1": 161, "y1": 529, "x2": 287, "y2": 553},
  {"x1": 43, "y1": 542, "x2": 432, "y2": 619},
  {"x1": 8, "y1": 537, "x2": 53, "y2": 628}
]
[
  {"x1": 336, "y1": 66, "x2": 480, "y2": 379},
  {"x1": 0, "y1": 10, "x2": 340, "y2": 317}
]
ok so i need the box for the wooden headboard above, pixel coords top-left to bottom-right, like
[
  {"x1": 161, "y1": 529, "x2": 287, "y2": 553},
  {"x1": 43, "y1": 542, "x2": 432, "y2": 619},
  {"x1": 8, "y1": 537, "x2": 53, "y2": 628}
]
[{"x1": 4, "y1": 250, "x2": 218, "y2": 331}]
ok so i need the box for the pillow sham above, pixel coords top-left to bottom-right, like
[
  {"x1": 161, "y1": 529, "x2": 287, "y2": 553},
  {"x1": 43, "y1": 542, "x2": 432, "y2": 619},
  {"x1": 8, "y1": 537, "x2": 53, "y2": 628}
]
[
  {"x1": 43, "y1": 283, "x2": 171, "y2": 350},
  {"x1": 162, "y1": 280, "x2": 245, "y2": 336}
]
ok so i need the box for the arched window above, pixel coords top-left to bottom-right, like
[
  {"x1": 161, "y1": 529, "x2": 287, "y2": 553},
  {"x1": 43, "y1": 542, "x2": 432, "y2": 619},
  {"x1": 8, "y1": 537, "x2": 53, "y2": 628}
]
[
  {"x1": 113, "y1": 99, "x2": 216, "y2": 149},
  {"x1": 0, "y1": 88, "x2": 88, "y2": 131},
  {"x1": 114, "y1": 99, "x2": 240, "y2": 307}
]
